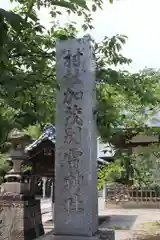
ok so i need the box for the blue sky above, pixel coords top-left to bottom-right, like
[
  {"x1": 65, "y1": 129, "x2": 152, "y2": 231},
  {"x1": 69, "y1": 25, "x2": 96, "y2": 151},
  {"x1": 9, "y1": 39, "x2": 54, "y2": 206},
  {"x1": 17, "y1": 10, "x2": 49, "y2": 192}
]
[{"x1": 2, "y1": 0, "x2": 160, "y2": 72}]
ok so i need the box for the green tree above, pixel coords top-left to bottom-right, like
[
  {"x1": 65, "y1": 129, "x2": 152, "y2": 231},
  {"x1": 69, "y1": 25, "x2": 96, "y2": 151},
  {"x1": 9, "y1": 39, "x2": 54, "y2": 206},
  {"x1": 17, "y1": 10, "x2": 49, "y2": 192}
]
[
  {"x1": 100, "y1": 143, "x2": 160, "y2": 188},
  {"x1": 0, "y1": 0, "x2": 107, "y2": 175},
  {"x1": 98, "y1": 159, "x2": 124, "y2": 190},
  {"x1": 0, "y1": 0, "x2": 105, "y2": 127},
  {"x1": 0, "y1": 153, "x2": 10, "y2": 183},
  {"x1": 1, "y1": 0, "x2": 159, "y2": 141},
  {"x1": 131, "y1": 144, "x2": 160, "y2": 187},
  {"x1": 0, "y1": 0, "x2": 160, "y2": 180},
  {"x1": 0, "y1": 0, "x2": 123, "y2": 144},
  {"x1": 24, "y1": 124, "x2": 42, "y2": 140}
]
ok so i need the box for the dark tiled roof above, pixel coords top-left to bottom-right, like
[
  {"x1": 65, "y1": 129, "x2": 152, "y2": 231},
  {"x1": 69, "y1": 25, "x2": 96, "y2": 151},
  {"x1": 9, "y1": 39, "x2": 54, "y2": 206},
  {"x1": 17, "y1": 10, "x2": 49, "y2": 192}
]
[
  {"x1": 25, "y1": 124, "x2": 56, "y2": 152},
  {"x1": 25, "y1": 124, "x2": 107, "y2": 166}
]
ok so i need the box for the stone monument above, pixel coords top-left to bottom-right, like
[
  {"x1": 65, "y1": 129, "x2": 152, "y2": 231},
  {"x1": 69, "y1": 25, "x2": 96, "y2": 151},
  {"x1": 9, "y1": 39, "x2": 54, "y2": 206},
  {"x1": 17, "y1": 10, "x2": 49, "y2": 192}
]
[
  {"x1": 54, "y1": 37, "x2": 98, "y2": 238},
  {"x1": 0, "y1": 129, "x2": 44, "y2": 240},
  {"x1": 53, "y1": 38, "x2": 114, "y2": 239},
  {"x1": 34, "y1": 37, "x2": 114, "y2": 240}
]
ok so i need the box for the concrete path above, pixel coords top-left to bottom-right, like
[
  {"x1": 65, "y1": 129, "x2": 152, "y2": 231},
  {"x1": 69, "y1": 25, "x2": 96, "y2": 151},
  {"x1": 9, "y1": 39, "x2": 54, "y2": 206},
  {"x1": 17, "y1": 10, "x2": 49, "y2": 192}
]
[
  {"x1": 40, "y1": 198, "x2": 52, "y2": 223},
  {"x1": 41, "y1": 198, "x2": 51, "y2": 214},
  {"x1": 40, "y1": 198, "x2": 160, "y2": 239},
  {"x1": 100, "y1": 208, "x2": 160, "y2": 228},
  {"x1": 100, "y1": 209, "x2": 160, "y2": 239}
]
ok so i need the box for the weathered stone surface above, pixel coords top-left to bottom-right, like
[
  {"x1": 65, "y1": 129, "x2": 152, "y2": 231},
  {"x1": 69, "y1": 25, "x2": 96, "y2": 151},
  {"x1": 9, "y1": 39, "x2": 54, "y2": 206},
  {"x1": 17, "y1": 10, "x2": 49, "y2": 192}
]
[
  {"x1": 54, "y1": 37, "x2": 98, "y2": 237},
  {"x1": 0, "y1": 196, "x2": 44, "y2": 240},
  {"x1": 34, "y1": 229, "x2": 115, "y2": 240},
  {"x1": 2, "y1": 182, "x2": 30, "y2": 195}
]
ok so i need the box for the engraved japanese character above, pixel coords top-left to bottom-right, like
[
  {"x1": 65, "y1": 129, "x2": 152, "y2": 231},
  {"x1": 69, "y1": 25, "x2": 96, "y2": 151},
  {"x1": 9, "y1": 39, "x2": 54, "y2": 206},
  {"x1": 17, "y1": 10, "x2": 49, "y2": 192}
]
[
  {"x1": 64, "y1": 126, "x2": 81, "y2": 144},
  {"x1": 63, "y1": 49, "x2": 71, "y2": 72},
  {"x1": 64, "y1": 171, "x2": 83, "y2": 190},
  {"x1": 61, "y1": 48, "x2": 83, "y2": 84},
  {"x1": 65, "y1": 195, "x2": 84, "y2": 214},
  {"x1": 63, "y1": 88, "x2": 83, "y2": 105},
  {"x1": 65, "y1": 104, "x2": 83, "y2": 127},
  {"x1": 72, "y1": 48, "x2": 83, "y2": 68},
  {"x1": 64, "y1": 148, "x2": 83, "y2": 170}
]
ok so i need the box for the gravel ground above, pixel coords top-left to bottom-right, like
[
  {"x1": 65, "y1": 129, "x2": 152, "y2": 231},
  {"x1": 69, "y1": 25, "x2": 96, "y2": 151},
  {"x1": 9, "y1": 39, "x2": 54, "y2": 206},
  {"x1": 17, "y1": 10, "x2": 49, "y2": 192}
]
[
  {"x1": 41, "y1": 199, "x2": 160, "y2": 239},
  {"x1": 100, "y1": 209, "x2": 160, "y2": 240}
]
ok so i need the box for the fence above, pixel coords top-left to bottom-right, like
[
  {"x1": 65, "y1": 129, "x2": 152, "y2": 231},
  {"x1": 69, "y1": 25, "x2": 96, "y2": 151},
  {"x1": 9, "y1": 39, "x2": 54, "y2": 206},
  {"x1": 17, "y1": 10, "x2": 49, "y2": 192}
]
[{"x1": 104, "y1": 184, "x2": 160, "y2": 208}]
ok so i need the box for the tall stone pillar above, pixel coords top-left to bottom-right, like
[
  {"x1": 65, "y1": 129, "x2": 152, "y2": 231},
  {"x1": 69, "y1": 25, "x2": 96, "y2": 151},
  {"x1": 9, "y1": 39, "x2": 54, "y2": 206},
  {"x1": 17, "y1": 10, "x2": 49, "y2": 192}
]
[{"x1": 54, "y1": 38, "x2": 98, "y2": 237}]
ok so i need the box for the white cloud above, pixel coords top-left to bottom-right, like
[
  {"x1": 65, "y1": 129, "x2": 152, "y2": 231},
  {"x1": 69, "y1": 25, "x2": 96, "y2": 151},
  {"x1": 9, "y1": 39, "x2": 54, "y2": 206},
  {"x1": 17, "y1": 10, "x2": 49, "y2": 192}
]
[{"x1": 2, "y1": 0, "x2": 160, "y2": 72}]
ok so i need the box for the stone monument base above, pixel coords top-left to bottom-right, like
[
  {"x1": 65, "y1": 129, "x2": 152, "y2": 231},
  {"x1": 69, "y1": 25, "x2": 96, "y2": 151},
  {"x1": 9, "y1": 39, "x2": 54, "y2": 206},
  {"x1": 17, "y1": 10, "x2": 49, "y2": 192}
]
[
  {"x1": 36, "y1": 229, "x2": 115, "y2": 240},
  {"x1": 0, "y1": 193, "x2": 44, "y2": 240}
]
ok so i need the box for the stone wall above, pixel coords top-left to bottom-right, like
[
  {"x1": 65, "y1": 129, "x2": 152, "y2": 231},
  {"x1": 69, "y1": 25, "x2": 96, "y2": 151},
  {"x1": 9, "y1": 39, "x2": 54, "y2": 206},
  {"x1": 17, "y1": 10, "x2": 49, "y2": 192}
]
[{"x1": 0, "y1": 195, "x2": 44, "y2": 240}]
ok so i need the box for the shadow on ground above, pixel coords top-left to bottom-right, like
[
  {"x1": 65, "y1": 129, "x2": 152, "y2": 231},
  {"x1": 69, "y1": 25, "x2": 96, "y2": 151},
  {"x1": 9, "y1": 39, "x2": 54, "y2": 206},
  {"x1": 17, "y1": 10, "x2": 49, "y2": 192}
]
[{"x1": 99, "y1": 214, "x2": 138, "y2": 230}]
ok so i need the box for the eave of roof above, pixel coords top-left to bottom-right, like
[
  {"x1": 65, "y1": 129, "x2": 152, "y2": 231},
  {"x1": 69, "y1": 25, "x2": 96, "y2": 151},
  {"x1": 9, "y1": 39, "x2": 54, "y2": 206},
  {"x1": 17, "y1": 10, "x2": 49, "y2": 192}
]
[{"x1": 25, "y1": 124, "x2": 56, "y2": 153}]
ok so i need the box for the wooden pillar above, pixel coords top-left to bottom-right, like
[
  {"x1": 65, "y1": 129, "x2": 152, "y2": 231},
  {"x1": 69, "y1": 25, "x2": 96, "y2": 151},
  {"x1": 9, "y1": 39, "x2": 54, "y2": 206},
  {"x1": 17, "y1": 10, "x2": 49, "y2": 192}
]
[{"x1": 42, "y1": 177, "x2": 47, "y2": 199}]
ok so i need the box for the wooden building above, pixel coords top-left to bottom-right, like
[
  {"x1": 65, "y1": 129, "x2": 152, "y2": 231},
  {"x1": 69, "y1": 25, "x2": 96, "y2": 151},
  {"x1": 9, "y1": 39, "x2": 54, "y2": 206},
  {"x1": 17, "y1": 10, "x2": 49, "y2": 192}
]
[
  {"x1": 24, "y1": 124, "x2": 106, "y2": 198},
  {"x1": 24, "y1": 124, "x2": 56, "y2": 198}
]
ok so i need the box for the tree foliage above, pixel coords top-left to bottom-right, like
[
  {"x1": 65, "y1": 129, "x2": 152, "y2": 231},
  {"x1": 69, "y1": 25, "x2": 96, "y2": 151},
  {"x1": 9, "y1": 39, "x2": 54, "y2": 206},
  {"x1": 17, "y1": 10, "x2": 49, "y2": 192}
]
[
  {"x1": 0, "y1": 0, "x2": 126, "y2": 141},
  {"x1": 0, "y1": 153, "x2": 10, "y2": 183},
  {"x1": 98, "y1": 159, "x2": 124, "y2": 190},
  {"x1": 131, "y1": 144, "x2": 160, "y2": 187},
  {"x1": 0, "y1": 0, "x2": 160, "y2": 178},
  {"x1": 0, "y1": 0, "x2": 114, "y2": 173},
  {"x1": 100, "y1": 143, "x2": 160, "y2": 188}
]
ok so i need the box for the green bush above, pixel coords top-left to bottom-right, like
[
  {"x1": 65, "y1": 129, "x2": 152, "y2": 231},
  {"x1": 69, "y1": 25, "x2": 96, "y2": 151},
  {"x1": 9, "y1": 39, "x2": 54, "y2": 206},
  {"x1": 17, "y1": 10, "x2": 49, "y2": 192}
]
[
  {"x1": 0, "y1": 154, "x2": 10, "y2": 184},
  {"x1": 98, "y1": 160, "x2": 124, "y2": 190}
]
